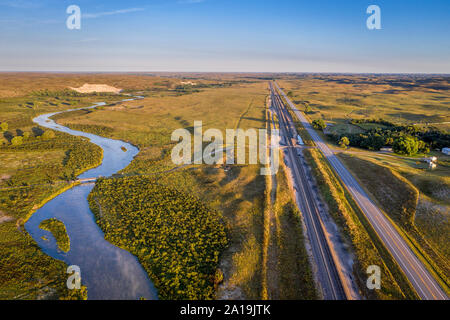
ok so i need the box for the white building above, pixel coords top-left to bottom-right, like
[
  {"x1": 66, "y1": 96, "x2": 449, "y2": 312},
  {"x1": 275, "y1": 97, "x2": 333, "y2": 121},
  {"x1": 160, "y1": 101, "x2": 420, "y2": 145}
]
[{"x1": 442, "y1": 147, "x2": 450, "y2": 156}]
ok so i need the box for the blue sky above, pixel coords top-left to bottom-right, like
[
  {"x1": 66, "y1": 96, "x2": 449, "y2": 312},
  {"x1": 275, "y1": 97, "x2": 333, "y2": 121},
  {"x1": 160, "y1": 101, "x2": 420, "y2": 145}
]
[{"x1": 0, "y1": 0, "x2": 449, "y2": 73}]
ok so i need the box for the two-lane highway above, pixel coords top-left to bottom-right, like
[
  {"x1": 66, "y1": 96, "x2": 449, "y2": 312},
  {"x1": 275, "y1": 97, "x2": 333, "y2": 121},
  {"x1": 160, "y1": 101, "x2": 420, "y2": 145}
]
[{"x1": 274, "y1": 82, "x2": 448, "y2": 300}]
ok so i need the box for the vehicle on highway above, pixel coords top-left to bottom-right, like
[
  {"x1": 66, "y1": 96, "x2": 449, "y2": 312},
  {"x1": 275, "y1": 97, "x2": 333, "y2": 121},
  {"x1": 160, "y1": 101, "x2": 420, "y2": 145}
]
[{"x1": 297, "y1": 134, "x2": 304, "y2": 146}]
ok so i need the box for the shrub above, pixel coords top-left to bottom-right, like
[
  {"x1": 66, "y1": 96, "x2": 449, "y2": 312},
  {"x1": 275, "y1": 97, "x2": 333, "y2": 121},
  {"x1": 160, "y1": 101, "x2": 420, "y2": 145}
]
[
  {"x1": 42, "y1": 130, "x2": 56, "y2": 140},
  {"x1": 11, "y1": 136, "x2": 23, "y2": 146},
  {"x1": 312, "y1": 119, "x2": 327, "y2": 131},
  {"x1": 339, "y1": 136, "x2": 350, "y2": 149},
  {"x1": 0, "y1": 122, "x2": 8, "y2": 132},
  {"x1": 304, "y1": 104, "x2": 312, "y2": 114},
  {"x1": 393, "y1": 136, "x2": 419, "y2": 156}
]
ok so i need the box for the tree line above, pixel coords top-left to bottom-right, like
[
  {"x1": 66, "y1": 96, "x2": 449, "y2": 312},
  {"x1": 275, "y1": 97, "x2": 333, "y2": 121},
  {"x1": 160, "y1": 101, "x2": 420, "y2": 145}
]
[
  {"x1": 324, "y1": 119, "x2": 449, "y2": 156},
  {"x1": 1, "y1": 121, "x2": 56, "y2": 146}
]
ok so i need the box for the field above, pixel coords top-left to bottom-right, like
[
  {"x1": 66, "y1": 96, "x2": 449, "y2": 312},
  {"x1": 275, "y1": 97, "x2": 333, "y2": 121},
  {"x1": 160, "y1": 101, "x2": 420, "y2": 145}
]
[{"x1": 279, "y1": 75, "x2": 450, "y2": 133}]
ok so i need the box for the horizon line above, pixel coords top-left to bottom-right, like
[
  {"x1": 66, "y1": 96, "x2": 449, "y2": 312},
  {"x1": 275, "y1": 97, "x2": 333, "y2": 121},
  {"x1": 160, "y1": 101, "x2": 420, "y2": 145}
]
[{"x1": 0, "y1": 71, "x2": 449, "y2": 76}]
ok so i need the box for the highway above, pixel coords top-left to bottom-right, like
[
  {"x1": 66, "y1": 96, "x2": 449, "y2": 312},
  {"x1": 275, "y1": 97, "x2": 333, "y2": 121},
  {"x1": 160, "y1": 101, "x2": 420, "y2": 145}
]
[
  {"x1": 273, "y1": 82, "x2": 448, "y2": 300},
  {"x1": 269, "y1": 83, "x2": 348, "y2": 300}
]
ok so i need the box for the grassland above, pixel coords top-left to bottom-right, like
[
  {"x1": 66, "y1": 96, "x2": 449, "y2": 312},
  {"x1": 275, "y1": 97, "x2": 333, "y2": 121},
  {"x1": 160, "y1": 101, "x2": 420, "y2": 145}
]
[{"x1": 279, "y1": 75, "x2": 450, "y2": 133}]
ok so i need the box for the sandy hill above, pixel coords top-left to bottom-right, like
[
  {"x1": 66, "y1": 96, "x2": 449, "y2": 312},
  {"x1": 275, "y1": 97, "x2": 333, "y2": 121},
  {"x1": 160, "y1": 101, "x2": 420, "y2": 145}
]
[{"x1": 70, "y1": 83, "x2": 122, "y2": 94}]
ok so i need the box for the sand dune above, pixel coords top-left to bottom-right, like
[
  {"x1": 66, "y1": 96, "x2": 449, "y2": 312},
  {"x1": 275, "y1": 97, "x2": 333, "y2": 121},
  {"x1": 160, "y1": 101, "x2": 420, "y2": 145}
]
[{"x1": 70, "y1": 83, "x2": 122, "y2": 94}]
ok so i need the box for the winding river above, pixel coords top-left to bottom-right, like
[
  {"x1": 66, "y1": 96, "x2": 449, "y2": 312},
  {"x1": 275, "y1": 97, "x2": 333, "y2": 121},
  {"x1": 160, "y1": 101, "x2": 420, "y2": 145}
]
[{"x1": 25, "y1": 98, "x2": 158, "y2": 300}]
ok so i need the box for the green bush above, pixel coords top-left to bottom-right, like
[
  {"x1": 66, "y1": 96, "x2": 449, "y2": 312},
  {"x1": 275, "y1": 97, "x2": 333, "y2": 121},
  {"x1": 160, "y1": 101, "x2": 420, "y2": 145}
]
[
  {"x1": 312, "y1": 119, "x2": 327, "y2": 131},
  {"x1": 339, "y1": 136, "x2": 350, "y2": 149},
  {"x1": 42, "y1": 130, "x2": 56, "y2": 140},
  {"x1": 393, "y1": 136, "x2": 419, "y2": 156},
  {"x1": 11, "y1": 136, "x2": 23, "y2": 146},
  {"x1": 0, "y1": 122, "x2": 8, "y2": 132}
]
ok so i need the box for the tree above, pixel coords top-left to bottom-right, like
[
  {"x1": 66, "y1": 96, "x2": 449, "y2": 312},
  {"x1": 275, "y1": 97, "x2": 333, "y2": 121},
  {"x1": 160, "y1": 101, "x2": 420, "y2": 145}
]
[
  {"x1": 312, "y1": 119, "x2": 327, "y2": 131},
  {"x1": 417, "y1": 140, "x2": 430, "y2": 154},
  {"x1": 305, "y1": 104, "x2": 312, "y2": 114},
  {"x1": 339, "y1": 136, "x2": 350, "y2": 149},
  {"x1": 361, "y1": 133, "x2": 384, "y2": 151},
  {"x1": 393, "y1": 136, "x2": 419, "y2": 156},
  {"x1": 0, "y1": 122, "x2": 8, "y2": 132},
  {"x1": 42, "y1": 130, "x2": 56, "y2": 140},
  {"x1": 11, "y1": 136, "x2": 23, "y2": 146}
]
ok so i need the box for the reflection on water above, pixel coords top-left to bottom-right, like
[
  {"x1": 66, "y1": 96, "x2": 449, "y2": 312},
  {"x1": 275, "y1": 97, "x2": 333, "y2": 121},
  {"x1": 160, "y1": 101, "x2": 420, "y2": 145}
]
[{"x1": 25, "y1": 100, "x2": 158, "y2": 300}]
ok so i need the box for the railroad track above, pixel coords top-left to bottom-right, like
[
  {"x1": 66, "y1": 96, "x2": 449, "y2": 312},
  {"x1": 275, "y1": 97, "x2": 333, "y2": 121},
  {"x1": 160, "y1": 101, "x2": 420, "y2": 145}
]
[{"x1": 269, "y1": 82, "x2": 348, "y2": 300}]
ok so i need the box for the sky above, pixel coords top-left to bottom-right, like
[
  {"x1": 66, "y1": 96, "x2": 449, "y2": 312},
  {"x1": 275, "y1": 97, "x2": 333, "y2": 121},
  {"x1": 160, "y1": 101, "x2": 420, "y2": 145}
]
[{"x1": 0, "y1": 0, "x2": 449, "y2": 73}]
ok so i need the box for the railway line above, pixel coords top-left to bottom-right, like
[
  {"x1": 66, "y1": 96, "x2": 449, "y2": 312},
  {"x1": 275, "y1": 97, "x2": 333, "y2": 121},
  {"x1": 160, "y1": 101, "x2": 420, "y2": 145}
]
[{"x1": 270, "y1": 82, "x2": 348, "y2": 300}]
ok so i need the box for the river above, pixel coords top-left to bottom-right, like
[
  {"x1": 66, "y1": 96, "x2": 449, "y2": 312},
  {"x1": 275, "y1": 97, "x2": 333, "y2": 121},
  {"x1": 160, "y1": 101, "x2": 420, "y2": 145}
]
[{"x1": 25, "y1": 98, "x2": 158, "y2": 300}]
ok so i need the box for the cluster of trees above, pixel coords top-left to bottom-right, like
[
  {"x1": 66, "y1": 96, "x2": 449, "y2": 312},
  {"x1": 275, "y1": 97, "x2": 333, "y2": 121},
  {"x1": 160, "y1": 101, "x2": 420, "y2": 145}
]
[
  {"x1": 351, "y1": 118, "x2": 395, "y2": 127},
  {"x1": 312, "y1": 119, "x2": 327, "y2": 131},
  {"x1": 304, "y1": 104, "x2": 313, "y2": 114},
  {"x1": 88, "y1": 176, "x2": 228, "y2": 300},
  {"x1": 62, "y1": 141, "x2": 102, "y2": 180},
  {"x1": 1, "y1": 124, "x2": 56, "y2": 146},
  {"x1": 172, "y1": 81, "x2": 238, "y2": 96},
  {"x1": 392, "y1": 136, "x2": 424, "y2": 156},
  {"x1": 338, "y1": 136, "x2": 350, "y2": 149},
  {"x1": 1, "y1": 130, "x2": 102, "y2": 182},
  {"x1": 32, "y1": 89, "x2": 117, "y2": 97},
  {"x1": 327, "y1": 119, "x2": 449, "y2": 155},
  {"x1": 39, "y1": 218, "x2": 71, "y2": 253}
]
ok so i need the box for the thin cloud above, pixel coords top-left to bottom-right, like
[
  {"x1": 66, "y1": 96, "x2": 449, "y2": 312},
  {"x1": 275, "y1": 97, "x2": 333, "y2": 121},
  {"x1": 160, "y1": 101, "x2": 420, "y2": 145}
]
[
  {"x1": 76, "y1": 38, "x2": 99, "y2": 43},
  {"x1": 178, "y1": 0, "x2": 206, "y2": 4},
  {"x1": 0, "y1": 0, "x2": 41, "y2": 9},
  {"x1": 83, "y1": 8, "x2": 145, "y2": 19}
]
